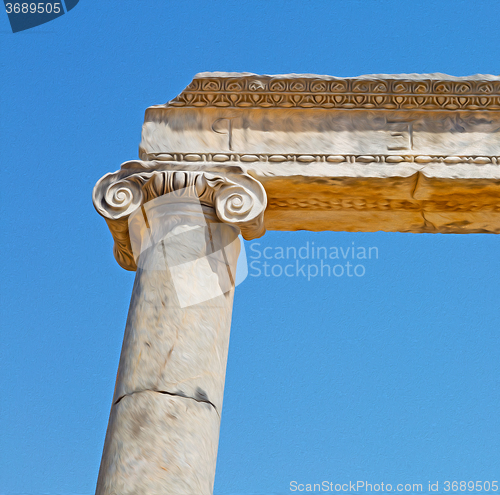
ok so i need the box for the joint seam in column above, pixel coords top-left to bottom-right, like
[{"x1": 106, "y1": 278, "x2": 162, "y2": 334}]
[{"x1": 114, "y1": 389, "x2": 220, "y2": 417}]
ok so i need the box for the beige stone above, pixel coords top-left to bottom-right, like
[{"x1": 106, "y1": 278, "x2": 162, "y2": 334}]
[
  {"x1": 95, "y1": 201, "x2": 245, "y2": 494},
  {"x1": 137, "y1": 72, "x2": 498, "y2": 236},
  {"x1": 93, "y1": 72, "x2": 500, "y2": 494},
  {"x1": 95, "y1": 73, "x2": 500, "y2": 272},
  {"x1": 96, "y1": 391, "x2": 220, "y2": 495}
]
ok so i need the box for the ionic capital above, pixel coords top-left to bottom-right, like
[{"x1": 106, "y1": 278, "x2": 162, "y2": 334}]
[{"x1": 93, "y1": 161, "x2": 267, "y2": 270}]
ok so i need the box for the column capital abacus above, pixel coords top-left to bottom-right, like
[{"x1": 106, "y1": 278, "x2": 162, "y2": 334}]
[{"x1": 93, "y1": 160, "x2": 267, "y2": 271}]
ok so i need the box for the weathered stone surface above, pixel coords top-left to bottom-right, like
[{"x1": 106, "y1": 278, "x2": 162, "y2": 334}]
[
  {"x1": 96, "y1": 391, "x2": 219, "y2": 495},
  {"x1": 113, "y1": 212, "x2": 238, "y2": 413},
  {"x1": 136, "y1": 72, "x2": 499, "y2": 236},
  {"x1": 94, "y1": 73, "x2": 499, "y2": 271},
  {"x1": 95, "y1": 203, "x2": 241, "y2": 494},
  {"x1": 93, "y1": 166, "x2": 267, "y2": 271},
  {"x1": 92, "y1": 72, "x2": 500, "y2": 495}
]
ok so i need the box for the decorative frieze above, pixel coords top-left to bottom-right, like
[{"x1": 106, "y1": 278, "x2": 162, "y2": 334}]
[{"x1": 167, "y1": 73, "x2": 500, "y2": 111}]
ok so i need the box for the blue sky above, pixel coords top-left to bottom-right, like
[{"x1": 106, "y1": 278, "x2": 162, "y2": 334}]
[{"x1": 1, "y1": 1, "x2": 499, "y2": 494}]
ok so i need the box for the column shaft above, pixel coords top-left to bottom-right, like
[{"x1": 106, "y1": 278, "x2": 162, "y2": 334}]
[{"x1": 96, "y1": 203, "x2": 239, "y2": 494}]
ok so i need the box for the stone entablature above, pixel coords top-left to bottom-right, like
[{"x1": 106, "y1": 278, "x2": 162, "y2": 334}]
[{"x1": 94, "y1": 73, "x2": 500, "y2": 271}]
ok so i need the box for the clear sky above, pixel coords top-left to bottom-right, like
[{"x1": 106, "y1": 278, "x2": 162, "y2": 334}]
[{"x1": 1, "y1": 1, "x2": 499, "y2": 494}]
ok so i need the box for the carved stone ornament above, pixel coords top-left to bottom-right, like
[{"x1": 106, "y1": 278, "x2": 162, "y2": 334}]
[
  {"x1": 166, "y1": 72, "x2": 500, "y2": 112},
  {"x1": 94, "y1": 72, "x2": 500, "y2": 267},
  {"x1": 93, "y1": 161, "x2": 267, "y2": 270}
]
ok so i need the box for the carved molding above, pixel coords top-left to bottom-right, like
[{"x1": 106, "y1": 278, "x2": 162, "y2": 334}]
[
  {"x1": 93, "y1": 161, "x2": 267, "y2": 270},
  {"x1": 143, "y1": 151, "x2": 499, "y2": 166},
  {"x1": 168, "y1": 73, "x2": 500, "y2": 111}
]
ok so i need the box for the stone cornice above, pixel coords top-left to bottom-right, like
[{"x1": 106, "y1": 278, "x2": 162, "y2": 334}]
[{"x1": 164, "y1": 72, "x2": 500, "y2": 111}]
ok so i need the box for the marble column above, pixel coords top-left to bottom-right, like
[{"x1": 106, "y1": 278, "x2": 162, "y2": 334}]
[{"x1": 93, "y1": 170, "x2": 267, "y2": 494}]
